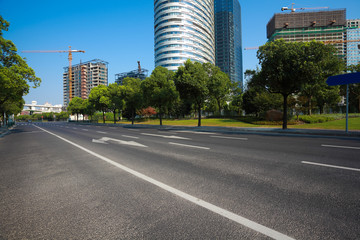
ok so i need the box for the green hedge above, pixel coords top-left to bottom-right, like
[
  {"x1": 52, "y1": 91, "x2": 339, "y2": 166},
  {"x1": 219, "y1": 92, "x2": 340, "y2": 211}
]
[{"x1": 296, "y1": 114, "x2": 360, "y2": 124}]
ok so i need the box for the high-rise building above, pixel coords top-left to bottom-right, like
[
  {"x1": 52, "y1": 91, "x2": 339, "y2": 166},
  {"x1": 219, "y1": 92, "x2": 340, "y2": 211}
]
[
  {"x1": 215, "y1": 0, "x2": 243, "y2": 89},
  {"x1": 346, "y1": 19, "x2": 360, "y2": 66},
  {"x1": 63, "y1": 59, "x2": 108, "y2": 106},
  {"x1": 154, "y1": 0, "x2": 215, "y2": 71},
  {"x1": 266, "y1": 9, "x2": 347, "y2": 58}
]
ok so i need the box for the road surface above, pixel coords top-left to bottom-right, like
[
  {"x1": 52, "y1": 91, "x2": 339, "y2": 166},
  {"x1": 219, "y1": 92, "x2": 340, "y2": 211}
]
[{"x1": 0, "y1": 122, "x2": 359, "y2": 239}]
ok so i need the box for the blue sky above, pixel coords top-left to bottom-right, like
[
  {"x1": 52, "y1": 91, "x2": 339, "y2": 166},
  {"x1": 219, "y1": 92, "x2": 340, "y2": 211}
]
[{"x1": 1, "y1": 0, "x2": 359, "y2": 105}]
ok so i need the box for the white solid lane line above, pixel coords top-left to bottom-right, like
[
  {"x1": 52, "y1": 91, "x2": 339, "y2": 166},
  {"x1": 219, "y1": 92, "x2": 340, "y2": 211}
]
[
  {"x1": 302, "y1": 161, "x2": 360, "y2": 172},
  {"x1": 211, "y1": 136, "x2": 248, "y2": 140},
  {"x1": 321, "y1": 144, "x2": 360, "y2": 150},
  {"x1": 122, "y1": 135, "x2": 139, "y2": 139},
  {"x1": 82, "y1": 129, "x2": 89, "y2": 131},
  {"x1": 168, "y1": 142, "x2": 210, "y2": 150},
  {"x1": 34, "y1": 125, "x2": 294, "y2": 240},
  {"x1": 96, "y1": 131, "x2": 107, "y2": 134}
]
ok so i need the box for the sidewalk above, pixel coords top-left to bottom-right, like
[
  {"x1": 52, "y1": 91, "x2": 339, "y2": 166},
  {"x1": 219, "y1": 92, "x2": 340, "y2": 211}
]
[{"x1": 0, "y1": 127, "x2": 10, "y2": 138}]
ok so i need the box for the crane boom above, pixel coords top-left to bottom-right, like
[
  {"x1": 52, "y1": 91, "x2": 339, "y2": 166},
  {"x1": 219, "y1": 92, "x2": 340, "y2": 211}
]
[
  {"x1": 22, "y1": 46, "x2": 85, "y2": 102},
  {"x1": 281, "y1": 3, "x2": 329, "y2": 12}
]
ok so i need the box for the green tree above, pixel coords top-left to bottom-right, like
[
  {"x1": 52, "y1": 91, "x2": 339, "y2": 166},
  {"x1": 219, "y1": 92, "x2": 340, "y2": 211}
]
[
  {"x1": 88, "y1": 85, "x2": 110, "y2": 123},
  {"x1": 67, "y1": 97, "x2": 84, "y2": 122},
  {"x1": 82, "y1": 99, "x2": 95, "y2": 120},
  {"x1": 174, "y1": 60, "x2": 208, "y2": 127},
  {"x1": 257, "y1": 39, "x2": 344, "y2": 129},
  {"x1": 122, "y1": 77, "x2": 143, "y2": 125},
  {"x1": 315, "y1": 85, "x2": 341, "y2": 114},
  {"x1": 299, "y1": 41, "x2": 344, "y2": 115},
  {"x1": 107, "y1": 83, "x2": 125, "y2": 124},
  {"x1": 141, "y1": 66, "x2": 179, "y2": 125},
  {"x1": 203, "y1": 63, "x2": 232, "y2": 115},
  {"x1": 0, "y1": 15, "x2": 41, "y2": 126},
  {"x1": 342, "y1": 64, "x2": 360, "y2": 112}
]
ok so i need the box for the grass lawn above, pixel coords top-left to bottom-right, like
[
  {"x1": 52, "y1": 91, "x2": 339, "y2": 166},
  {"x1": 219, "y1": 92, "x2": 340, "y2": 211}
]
[{"x1": 105, "y1": 117, "x2": 360, "y2": 131}]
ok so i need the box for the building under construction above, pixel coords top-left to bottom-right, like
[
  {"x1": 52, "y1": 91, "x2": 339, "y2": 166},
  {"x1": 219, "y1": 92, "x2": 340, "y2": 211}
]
[
  {"x1": 63, "y1": 59, "x2": 108, "y2": 106},
  {"x1": 267, "y1": 9, "x2": 347, "y2": 57},
  {"x1": 115, "y1": 61, "x2": 149, "y2": 85}
]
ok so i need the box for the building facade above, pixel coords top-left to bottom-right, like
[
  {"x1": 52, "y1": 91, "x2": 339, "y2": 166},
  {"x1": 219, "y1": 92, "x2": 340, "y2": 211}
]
[
  {"x1": 346, "y1": 19, "x2": 360, "y2": 66},
  {"x1": 63, "y1": 59, "x2": 108, "y2": 106},
  {"x1": 154, "y1": 0, "x2": 215, "y2": 71},
  {"x1": 215, "y1": 0, "x2": 243, "y2": 89},
  {"x1": 267, "y1": 9, "x2": 347, "y2": 58}
]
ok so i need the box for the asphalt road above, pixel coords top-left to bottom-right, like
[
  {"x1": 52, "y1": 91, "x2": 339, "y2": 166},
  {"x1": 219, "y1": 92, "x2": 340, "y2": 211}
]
[{"x1": 0, "y1": 122, "x2": 359, "y2": 240}]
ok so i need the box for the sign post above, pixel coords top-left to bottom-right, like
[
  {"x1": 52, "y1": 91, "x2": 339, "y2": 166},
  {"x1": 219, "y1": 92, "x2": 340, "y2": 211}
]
[{"x1": 327, "y1": 72, "x2": 360, "y2": 133}]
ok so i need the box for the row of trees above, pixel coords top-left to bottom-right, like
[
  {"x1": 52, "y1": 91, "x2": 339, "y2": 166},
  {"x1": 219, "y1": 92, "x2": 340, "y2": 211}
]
[
  {"x1": 68, "y1": 60, "x2": 235, "y2": 126},
  {"x1": 69, "y1": 40, "x2": 359, "y2": 130},
  {"x1": 0, "y1": 16, "x2": 41, "y2": 127}
]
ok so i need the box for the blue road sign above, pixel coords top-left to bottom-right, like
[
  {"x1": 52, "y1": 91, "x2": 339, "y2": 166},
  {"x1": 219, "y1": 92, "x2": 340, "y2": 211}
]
[
  {"x1": 327, "y1": 72, "x2": 360, "y2": 86},
  {"x1": 326, "y1": 71, "x2": 360, "y2": 133}
]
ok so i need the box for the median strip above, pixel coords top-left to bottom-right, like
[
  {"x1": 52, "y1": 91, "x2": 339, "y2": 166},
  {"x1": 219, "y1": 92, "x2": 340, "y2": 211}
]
[{"x1": 34, "y1": 125, "x2": 294, "y2": 240}]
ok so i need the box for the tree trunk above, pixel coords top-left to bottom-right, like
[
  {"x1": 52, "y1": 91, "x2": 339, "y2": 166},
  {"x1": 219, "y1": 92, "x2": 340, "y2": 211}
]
[
  {"x1": 131, "y1": 109, "x2": 135, "y2": 125},
  {"x1": 113, "y1": 110, "x2": 116, "y2": 124},
  {"x1": 217, "y1": 99, "x2": 222, "y2": 116},
  {"x1": 308, "y1": 96, "x2": 312, "y2": 115},
  {"x1": 159, "y1": 113, "x2": 163, "y2": 126},
  {"x1": 102, "y1": 111, "x2": 105, "y2": 124},
  {"x1": 198, "y1": 105, "x2": 202, "y2": 127},
  {"x1": 76, "y1": 113, "x2": 79, "y2": 122},
  {"x1": 282, "y1": 94, "x2": 288, "y2": 130}
]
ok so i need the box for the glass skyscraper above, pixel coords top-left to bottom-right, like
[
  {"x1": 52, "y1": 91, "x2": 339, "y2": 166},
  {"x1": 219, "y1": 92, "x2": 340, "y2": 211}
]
[
  {"x1": 154, "y1": 0, "x2": 215, "y2": 71},
  {"x1": 215, "y1": 0, "x2": 243, "y2": 89},
  {"x1": 346, "y1": 19, "x2": 360, "y2": 66}
]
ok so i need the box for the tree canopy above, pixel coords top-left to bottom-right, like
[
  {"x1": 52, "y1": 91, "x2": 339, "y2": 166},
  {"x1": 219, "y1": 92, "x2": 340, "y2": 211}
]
[
  {"x1": 257, "y1": 39, "x2": 344, "y2": 129},
  {"x1": 174, "y1": 60, "x2": 209, "y2": 126},
  {"x1": 141, "y1": 66, "x2": 179, "y2": 125}
]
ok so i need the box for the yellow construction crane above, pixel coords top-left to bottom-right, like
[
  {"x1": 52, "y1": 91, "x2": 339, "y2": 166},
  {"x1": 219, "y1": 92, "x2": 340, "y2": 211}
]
[
  {"x1": 22, "y1": 46, "x2": 85, "y2": 101},
  {"x1": 244, "y1": 39, "x2": 360, "y2": 50},
  {"x1": 281, "y1": 3, "x2": 329, "y2": 12}
]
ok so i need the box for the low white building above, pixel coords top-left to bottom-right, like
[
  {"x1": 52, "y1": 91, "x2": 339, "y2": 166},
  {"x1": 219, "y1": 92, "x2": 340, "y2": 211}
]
[{"x1": 23, "y1": 101, "x2": 63, "y2": 114}]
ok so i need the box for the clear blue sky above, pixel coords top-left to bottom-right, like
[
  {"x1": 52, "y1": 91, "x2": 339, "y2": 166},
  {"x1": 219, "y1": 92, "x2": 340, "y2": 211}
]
[{"x1": 1, "y1": 0, "x2": 359, "y2": 105}]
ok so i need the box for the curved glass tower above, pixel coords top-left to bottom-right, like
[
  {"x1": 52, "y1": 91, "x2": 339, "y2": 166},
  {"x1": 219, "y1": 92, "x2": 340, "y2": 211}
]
[{"x1": 154, "y1": 0, "x2": 215, "y2": 71}]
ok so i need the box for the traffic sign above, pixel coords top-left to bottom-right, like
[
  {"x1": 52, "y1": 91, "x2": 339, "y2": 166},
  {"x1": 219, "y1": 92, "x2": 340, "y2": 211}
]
[
  {"x1": 326, "y1": 72, "x2": 360, "y2": 86},
  {"x1": 326, "y1": 71, "x2": 360, "y2": 134}
]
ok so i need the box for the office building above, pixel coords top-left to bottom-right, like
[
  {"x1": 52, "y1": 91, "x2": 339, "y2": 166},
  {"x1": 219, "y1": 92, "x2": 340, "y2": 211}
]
[
  {"x1": 154, "y1": 0, "x2": 215, "y2": 71},
  {"x1": 63, "y1": 59, "x2": 108, "y2": 106},
  {"x1": 266, "y1": 9, "x2": 347, "y2": 58},
  {"x1": 346, "y1": 19, "x2": 360, "y2": 66},
  {"x1": 215, "y1": 0, "x2": 243, "y2": 89}
]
